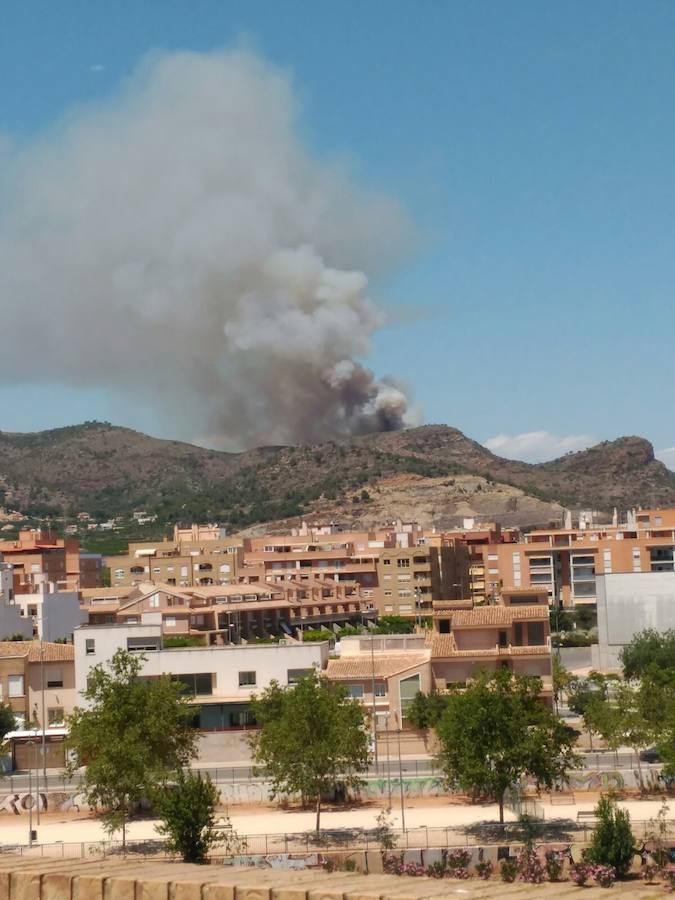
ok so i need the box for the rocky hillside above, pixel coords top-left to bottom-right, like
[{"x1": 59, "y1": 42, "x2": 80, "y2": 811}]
[{"x1": 0, "y1": 422, "x2": 672, "y2": 531}]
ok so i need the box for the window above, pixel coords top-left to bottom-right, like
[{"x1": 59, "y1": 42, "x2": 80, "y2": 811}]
[
  {"x1": 85, "y1": 638, "x2": 95, "y2": 656},
  {"x1": 46, "y1": 668, "x2": 63, "y2": 689},
  {"x1": 164, "y1": 616, "x2": 177, "y2": 627},
  {"x1": 172, "y1": 673, "x2": 213, "y2": 696},
  {"x1": 382, "y1": 559, "x2": 391, "y2": 566},
  {"x1": 180, "y1": 566, "x2": 188, "y2": 577},
  {"x1": 8, "y1": 674, "x2": 24, "y2": 697},
  {"x1": 115, "y1": 569, "x2": 124, "y2": 578},
  {"x1": 239, "y1": 671, "x2": 256, "y2": 687},
  {"x1": 287, "y1": 668, "x2": 313, "y2": 685},
  {"x1": 347, "y1": 685, "x2": 364, "y2": 699},
  {"x1": 399, "y1": 673, "x2": 421, "y2": 718},
  {"x1": 48, "y1": 707, "x2": 64, "y2": 726},
  {"x1": 527, "y1": 622, "x2": 546, "y2": 646},
  {"x1": 149, "y1": 596, "x2": 159, "y2": 608},
  {"x1": 384, "y1": 605, "x2": 394, "y2": 612},
  {"x1": 126, "y1": 636, "x2": 160, "y2": 652},
  {"x1": 397, "y1": 558, "x2": 410, "y2": 568},
  {"x1": 374, "y1": 682, "x2": 386, "y2": 697},
  {"x1": 398, "y1": 604, "x2": 413, "y2": 613}
]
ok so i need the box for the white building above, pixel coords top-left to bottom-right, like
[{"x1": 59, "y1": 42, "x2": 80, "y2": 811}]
[
  {"x1": 13, "y1": 582, "x2": 86, "y2": 642},
  {"x1": 594, "y1": 571, "x2": 675, "y2": 669},
  {"x1": 73, "y1": 618, "x2": 330, "y2": 730},
  {"x1": 0, "y1": 562, "x2": 32, "y2": 640}
]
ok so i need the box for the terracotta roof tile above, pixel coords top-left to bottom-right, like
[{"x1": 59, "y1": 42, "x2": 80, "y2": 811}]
[
  {"x1": 0, "y1": 641, "x2": 74, "y2": 663},
  {"x1": 438, "y1": 606, "x2": 548, "y2": 628},
  {"x1": 325, "y1": 652, "x2": 429, "y2": 680}
]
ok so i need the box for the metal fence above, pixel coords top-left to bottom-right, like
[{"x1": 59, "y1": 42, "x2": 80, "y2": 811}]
[
  {"x1": 5, "y1": 819, "x2": 675, "y2": 860},
  {"x1": 2, "y1": 753, "x2": 649, "y2": 793}
]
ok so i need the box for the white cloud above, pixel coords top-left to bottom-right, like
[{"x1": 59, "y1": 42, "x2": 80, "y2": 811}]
[
  {"x1": 484, "y1": 431, "x2": 595, "y2": 463},
  {"x1": 656, "y1": 448, "x2": 675, "y2": 471},
  {"x1": 89, "y1": 64, "x2": 105, "y2": 73}
]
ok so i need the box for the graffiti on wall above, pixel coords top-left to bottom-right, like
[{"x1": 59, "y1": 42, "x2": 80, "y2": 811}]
[{"x1": 0, "y1": 791, "x2": 85, "y2": 815}]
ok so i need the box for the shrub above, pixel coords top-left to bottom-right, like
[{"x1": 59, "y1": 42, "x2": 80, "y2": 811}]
[
  {"x1": 544, "y1": 849, "x2": 564, "y2": 882},
  {"x1": 517, "y1": 847, "x2": 545, "y2": 883},
  {"x1": 426, "y1": 861, "x2": 446, "y2": 879},
  {"x1": 475, "y1": 859, "x2": 493, "y2": 880},
  {"x1": 586, "y1": 795, "x2": 635, "y2": 877},
  {"x1": 500, "y1": 857, "x2": 519, "y2": 882},
  {"x1": 640, "y1": 862, "x2": 660, "y2": 883},
  {"x1": 591, "y1": 864, "x2": 616, "y2": 888},
  {"x1": 569, "y1": 862, "x2": 591, "y2": 885},
  {"x1": 663, "y1": 864, "x2": 675, "y2": 891},
  {"x1": 446, "y1": 848, "x2": 472, "y2": 875}
]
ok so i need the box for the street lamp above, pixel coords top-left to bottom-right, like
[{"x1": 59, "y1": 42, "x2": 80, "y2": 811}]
[{"x1": 393, "y1": 711, "x2": 406, "y2": 832}]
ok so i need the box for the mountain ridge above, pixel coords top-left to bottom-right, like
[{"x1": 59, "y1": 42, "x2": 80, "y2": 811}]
[{"x1": 0, "y1": 421, "x2": 672, "y2": 531}]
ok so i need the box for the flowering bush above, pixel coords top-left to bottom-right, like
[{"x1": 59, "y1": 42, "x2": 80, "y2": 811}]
[
  {"x1": 544, "y1": 850, "x2": 564, "y2": 882},
  {"x1": 446, "y1": 848, "x2": 471, "y2": 878},
  {"x1": 500, "y1": 857, "x2": 519, "y2": 882},
  {"x1": 425, "y1": 861, "x2": 446, "y2": 879},
  {"x1": 382, "y1": 854, "x2": 425, "y2": 876},
  {"x1": 640, "y1": 862, "x2": 661, "y2": 883},
  {"x1": 517, "y1": 847, "x2": 545, "y2": 884},
  {"x1": 590, "y1": 864, "x2": 616, "y2": 888},
  {"x1": 663, "y1": 864, "x2": 675, "y2": 892},
  {"x1": 475, "y1": 859, "x2": 493, "y2": 880},
  {"x1": 569, "y1": 862, "x2": 591, "y2": 885}
]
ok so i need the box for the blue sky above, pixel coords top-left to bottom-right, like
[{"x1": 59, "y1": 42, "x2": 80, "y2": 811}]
[{"x1": 2, "y1": 1, "x2": 675, "y2": 463}]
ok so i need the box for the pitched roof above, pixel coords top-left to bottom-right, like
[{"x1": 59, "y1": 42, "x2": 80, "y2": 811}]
[
  {"x1": 325, "y1": 652, "x2": 429, "y2": 681},
  {"x1": 0, "y1": 641, "x2": 74, "y2": 663},
  {"x1": 439, "y1": 605, "x2": 548, "y2": 628},
  {"x1": 430, "y1": 633, "x2": 550, "y2": 659}
]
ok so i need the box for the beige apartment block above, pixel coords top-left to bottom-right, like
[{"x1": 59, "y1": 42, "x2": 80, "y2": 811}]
[
  {"x1": 0, "y1": 529, "x2": 102, "y2": 594},
  {"x1": 481, "y1": 507, "x2": 675, "y2": 607},
  {"x1": 81, "y1": 579, "x2": 374, "y2": 644},
  {"x1": 0, "y1": 641, "x2": 75, "y2": 729},
  {"x1": 109, "y1": 536, "x2": 244, "y2": 588}
]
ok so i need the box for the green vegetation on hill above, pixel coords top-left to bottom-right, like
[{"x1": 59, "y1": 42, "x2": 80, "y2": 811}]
[{"x1": 0, "y1": 421, "x2": 673, "y2": 533}]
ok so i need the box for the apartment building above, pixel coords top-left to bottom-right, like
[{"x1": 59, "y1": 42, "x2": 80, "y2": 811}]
[
  {"x1": 429, "y1": 589, "x2": 553, "y2": 700},
  {"x1": 12, "y1": 582, "x2": 86, "y2": 641},
  {"x1": 109, "y1": 521, "x2": 473, "y2": 620},
  {"x1": 428, "y1": 522, "x2": 520, "y2": 603},
  {"x1": 0, "y1": 530, "x2": 102, "y2": 594},
  {"x1": 109, "y1": 532, "x2": 243, "y2": 588},
  {"x1": 481, "y1": 507, "x2": 675, "y2": 607},
  {"x1": 73, "y1": 622, "x2": 329, "y2": 730},
  {"x1": 80, "y1": 579, "x2": 374, "y2": 643},
  {"x1": 373, "y1": 542, "x2": 469, "y2": 618},
  {"x1": 0, "y1": 641, "x2": 76, "y2": 731}
]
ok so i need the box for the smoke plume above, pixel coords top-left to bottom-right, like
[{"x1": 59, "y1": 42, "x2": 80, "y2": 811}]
[{"x1": 0, "y1": 49, "x2": 411, "y2": 448}]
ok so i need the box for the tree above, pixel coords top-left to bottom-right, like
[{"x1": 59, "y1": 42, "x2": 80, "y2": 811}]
[
  {"x1": 249, "y1": 671, "x2": 370, "y2": 832},
  {"x1": 405, "y1": 690, "x2": 449, "y2": 731},
  {"x1": 589, "y1": 683, "x2": 654, "y2": 790},
  {"x1": 375, "y1": 616, "x2": 414, "y2": 635},
  {"x1": 434, "y1": 669, "x2": 579, "y2": 822},
  {"x1": 0, "y1": 703, "x2": 16, "y2": 742},
  {"x1": 66, "y1": 649, "x2": 196, "y2": 847},
  {"x1": 552, "y1": 659, "x2": 574, "y2": 711},
  {"x1": 155, "y1": 770, "x2": 222, "y2": 863},
  {"x1": 586, "y1": 794, "x2": 635, "y2": 877},
  {"x1": 620, "y1": 629, "x2": 675, "y2": 680}
]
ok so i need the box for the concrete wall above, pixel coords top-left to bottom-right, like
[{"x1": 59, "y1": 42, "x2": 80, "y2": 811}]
[{"x1": 596, "y1": 571, "x2": 675, "y2": 670}]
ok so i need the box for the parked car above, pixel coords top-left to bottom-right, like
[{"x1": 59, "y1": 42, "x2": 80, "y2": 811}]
[{"x1": 639, "y1": 747, "x2": 661, "y2": 763}]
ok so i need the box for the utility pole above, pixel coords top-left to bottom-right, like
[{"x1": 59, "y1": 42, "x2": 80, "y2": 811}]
[
  {"x1": 370, "y1": 634, "x2": 378, "y2": 766},
  {"x1": 395, "y1": 712, "x2": 405, "y2": 832},
  {"x1": 40, "y1": 643, "x2": 47, "y2": 781}
]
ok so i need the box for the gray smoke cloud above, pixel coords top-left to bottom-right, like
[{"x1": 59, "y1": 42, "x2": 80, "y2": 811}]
[{"x1": 0, "y1": 49, "x2": 412, "y2": 448}]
